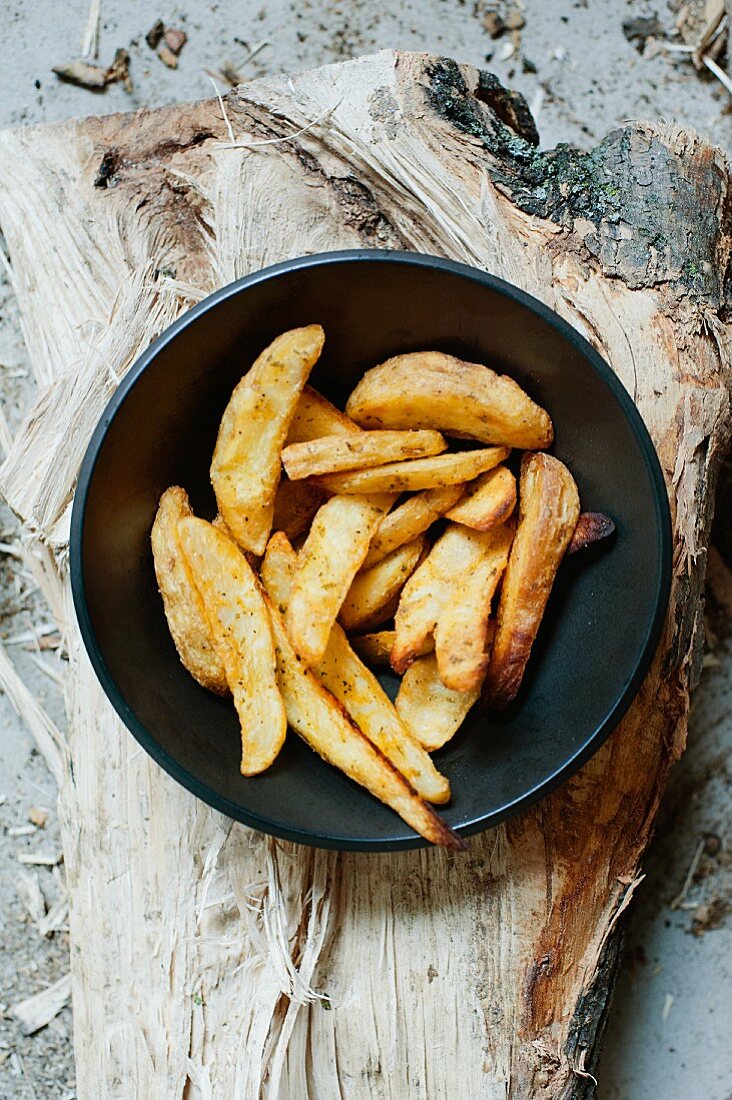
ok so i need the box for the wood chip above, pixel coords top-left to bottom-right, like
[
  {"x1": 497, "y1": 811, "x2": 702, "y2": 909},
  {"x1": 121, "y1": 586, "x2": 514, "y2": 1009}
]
[
  {"x1": 17, "y1": 852, "x2": 62, "y2": 867},
  {"x1": 164, "y1": 28, "x2": 187, "y2": 55},
  {"x1": 29, "y1": 807, "x2": 48, "y2": 828},
  {"x1": 38, "y1": 895, "x2": 69, "y2": 938},
  {"x1": 16, "y1": 870, "x2": 47, "y2": 924},
  {"x1": 157, "y1": 44, "x2": 178, "y2": 69},
  {"x1": 52, "y1": 61, "x2": 107, "y2": 88},
  {"x1": 11, "y1": 973, "x2": 71, "y2": 1036},
  {"x1": 145, "y1": 19, "x2": 165, "y2": 49},
  {"x1": 8, "y1": 825, "x2": 36, "y2": 837}
]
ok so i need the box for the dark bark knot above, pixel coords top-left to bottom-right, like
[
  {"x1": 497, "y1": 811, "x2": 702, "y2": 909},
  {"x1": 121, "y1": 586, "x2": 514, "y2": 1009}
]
[{"x1": 425, "y1": 58, "x2": 729, "y2": 311}]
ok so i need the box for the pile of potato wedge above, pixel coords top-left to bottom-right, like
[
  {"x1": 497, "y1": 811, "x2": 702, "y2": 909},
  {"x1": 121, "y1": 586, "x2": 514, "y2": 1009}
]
[{"x1": 152, "y1": 325, "x2": 614, "y2": 849}]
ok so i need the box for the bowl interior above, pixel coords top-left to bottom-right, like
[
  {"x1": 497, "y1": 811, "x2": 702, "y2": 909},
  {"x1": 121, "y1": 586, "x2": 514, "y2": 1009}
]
[{"x1": 72, "y1": 252, "x2": 670, "y2": 850}]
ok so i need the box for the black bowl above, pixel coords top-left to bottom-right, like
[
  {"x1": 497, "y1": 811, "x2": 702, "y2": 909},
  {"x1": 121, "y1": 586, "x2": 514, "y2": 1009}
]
[{"x1": 70, "y1": 250, "x2": 671, "y2": 851}]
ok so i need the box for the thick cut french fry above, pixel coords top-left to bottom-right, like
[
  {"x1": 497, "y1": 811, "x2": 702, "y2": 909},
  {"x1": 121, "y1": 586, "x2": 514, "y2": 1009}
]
[
  {"x1": 283, "y1": 429, "x2": 447, "y2": 481},
  {"x1": 286, "y1": 385, "x2": 361, "y2": 443},
  {"x1": 445, "y1": 465, "x2": 516, "y2": 532},
  {"x1": 285, "y1": 493, "x2": 391, "y2": 666},
  {"x1": 177, "y1": 517, "x2": 286, "y2": 775},
  {"x1": 362, "y1": 484, "x2": 464, "y2": 569},
  {"x1": 210, "y1": 325, "x2": 324, "y2": 555},
  {"x1": 314, "y1": 446, "x2": 509, "y2": 495},
  {"x1": 263, "y1": 589, "x2": 463, "y2": 848},
  {"x1": 151, "y1": 487, "x2": 228, "y2": 694},
  {"x1": 396, "y1": 654, "x2": 479, "y2": 751},
  {"x1": 567, "y1": 511, "x2": 615, "y2": 555},
  {"x1": 393, "y1": 522, "x2": 514, "y2": 691},
  {"x1": 350, "y1": 630, "x2": 433, "y2": 667},
  {"x1": 346, "y1": 351, "x2": 553, "y2": 449},
  {"x1": 262, "y1": 533, "x2": 449, "y2": 803},
  {"x1": 339, "y1": 537, "x2": 425, "y2": 633},
  {"x1": 272, "y1": 477, "x2": 326, "y2": 540},
  {"x1": 484, "y1": 453, "x2": 580, "y2": 708}
]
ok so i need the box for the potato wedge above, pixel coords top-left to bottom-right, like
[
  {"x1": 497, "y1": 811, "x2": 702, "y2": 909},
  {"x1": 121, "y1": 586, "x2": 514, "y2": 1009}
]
[
  {"x1": 484, "y1": 453, "x2": 580, "y2": 708},
  {"x1": 210, "y1": 325, "x2": 324, "y2": 555},
  {"x1": 393, "y1": 521, "x2": 514, "y2": 691},
  {"x1": 286, "y1": 384, "x2": 361, "y2": 443},
  {"x1": 151, "y1": 487, "x2": 228, "y2": 695},
  {"x1": 272, "y1": 477, "x2": 326, "y2": 541},
  {"x1": 263, "y1": 589, "x2": 463, "y2": 849},
  {"x1": 314, "y1": 446, "x2": 509, "y2": 495},
  {"x1": 177, "y1": 517, "x2": 286, "y2": 775},
  {"x1": 262, "y1": 533, "x2": 449, "y2": 804},
  {"x1": 567, "y1": 511, "x2": 615, "y2": 555},
  {"x1": 346, "y1": 350, "x2": 553, "y2": 449},
  {"x1": 396, "y1": 655, "x2": 479, "y2": 751},
  {"x1": 445, "y1": 465, "x2": 516, "y2": 532},
  {"x1": 339, "y1": 537, "x2": 425, "y2": 633},
  {"x1": 350, "y1": 630, "x2": 433, "y2": 667},
  {"x1": 286, "y1": 493, "x2": 391, "y2": 666},
  {"x1": 362, "y1": 484, "x2": 464, "y2": 569},
  {"x1": 282, "y1": 429, "x2": 447, "y2": 481}
]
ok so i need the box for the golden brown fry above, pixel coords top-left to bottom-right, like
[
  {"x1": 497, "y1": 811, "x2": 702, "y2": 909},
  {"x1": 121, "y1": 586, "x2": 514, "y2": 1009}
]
[
  {"x1": 210, "y1": 325, "x2": 324, "y2": 555},
  {"x1": 314, "y1": 446, "x2": 509, "y2": 495},
  {"x1": 285, "y1": 493, "x2": 391, "y2": 666},
  {"x1": 283, "y1": 428, "x2": 447, "y2": 481},
  {"x1": 362, "y1": 484, "x2": 464, "y2": 569},
  {"x1": 177, "y1": 517, "x2": 286, "y2": 775},
  {"x1": 350, "y1": 630, "x2": 433, "y2": 667},
  {"x1": 393, "y1": 522, "x2": 514, "y2": 691},
  {"x1": 484, "y1": 453, "x2": 580, "y2": 708},
  {"x1": 272, "y1": 477, "x2": 326, "y2": 540},
  {"x1": 264, "y1": 588, "x2": 463, "y2": 848},
  {"x1": 396, "y1": 654, "x2": 479, "y2": 751},
  {"x1": 286, "y1": 384, "x2": 360, "y2": 443},
  {"x1": 567, "y1": 511, "x2": 616, "y2": 555},
  {"x1": 262, "y1": 533, "x2": 449, "y2": 803},
  {"x1": 339, "y1": 537, "x2": 425, "y2": 633},
  {"x1": 151, "y1": 487, "x2": 228, "y2": 694},
  {"x1": 346, "y1": 350, "x2": 553, "y2": 449},
  {"x1": 445, "y1": 465, "x2": 516, "y2": 532}
]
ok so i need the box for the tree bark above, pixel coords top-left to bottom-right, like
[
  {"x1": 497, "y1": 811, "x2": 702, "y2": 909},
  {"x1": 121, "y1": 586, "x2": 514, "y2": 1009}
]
[{"x1": 0, "y1": 50, "x2": 729, "y2": 1099}]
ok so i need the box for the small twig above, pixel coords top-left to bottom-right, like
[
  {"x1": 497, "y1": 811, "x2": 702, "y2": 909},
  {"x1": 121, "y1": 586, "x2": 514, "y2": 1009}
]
[
  {"x1": 239, "y1": 39, "x2": 269, "y2": 68},
  {"x1": 669, "y1": 837, "x2": 705, "y2": 909},
  {"x1": 80, "y1": 0, "x2": 101, "y2": 60},
  {"x1": 702, "y1": 53, "x2": 732, "y2": 95}
]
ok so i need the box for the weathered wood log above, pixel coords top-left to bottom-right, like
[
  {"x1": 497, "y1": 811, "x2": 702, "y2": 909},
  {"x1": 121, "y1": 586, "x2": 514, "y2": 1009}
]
[{"x1": 0, "y1": 50, "x2": 729, "y2": 1099}]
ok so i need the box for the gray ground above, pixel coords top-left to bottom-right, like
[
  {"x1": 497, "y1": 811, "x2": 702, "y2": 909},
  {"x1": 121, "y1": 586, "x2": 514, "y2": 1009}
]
[{"x1": 0, "y1": 1, "x2": 729, "y2": 1097}]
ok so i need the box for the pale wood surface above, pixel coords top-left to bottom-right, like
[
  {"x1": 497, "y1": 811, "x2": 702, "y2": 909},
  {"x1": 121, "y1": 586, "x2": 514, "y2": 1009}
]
[{"x1": 0, "y1": 51, "x2": 729, "y2": 1099}]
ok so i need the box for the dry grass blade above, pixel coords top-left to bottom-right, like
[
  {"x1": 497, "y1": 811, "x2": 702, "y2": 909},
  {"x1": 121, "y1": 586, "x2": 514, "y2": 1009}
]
[
  {"x1": 151, "y1": 487, "x2": 228, "y2": 694},
  {"x1": 285, "y1": 493, "x2": 390, "y2": 666},
  {"x1": 339, "y1": 536, "x2": 425, "y2": 632},
  {"x1": 484, "y1": 453, "x2": 580, "y2": 708},
  {"x1": 0, "y1": 641, "x2": 66, "y2": 785},
  {"x1": 362, "y1": 484, "x2": 464, "y2": 568},
  {"x1": 346, "y1": 350, "x2": 553, "y2": 448},
  {"x1": 314, "y1": 446, "x2": 509, "y2": 495},
  {"x1": 445, "y1": 464, "x2": 516, "y2": 531},
  {"x1": 396, "y1": 654, "x2": 480, "y2": 750},
  {"x1": 283, "y1": 429, "x2": 447, "y2": 480},
  {"x1": 210, "y1": 325, "x2": 324, "y2": 554},
  {"x1": 178, "y1": 517, "x2": 286, "y2": 774},
  {"x1": 264, "y1": 590, "x2": 463, "y2": 848},
  {"x1": 263, "y1": 533, "x2": 450, "y2": 803}
]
